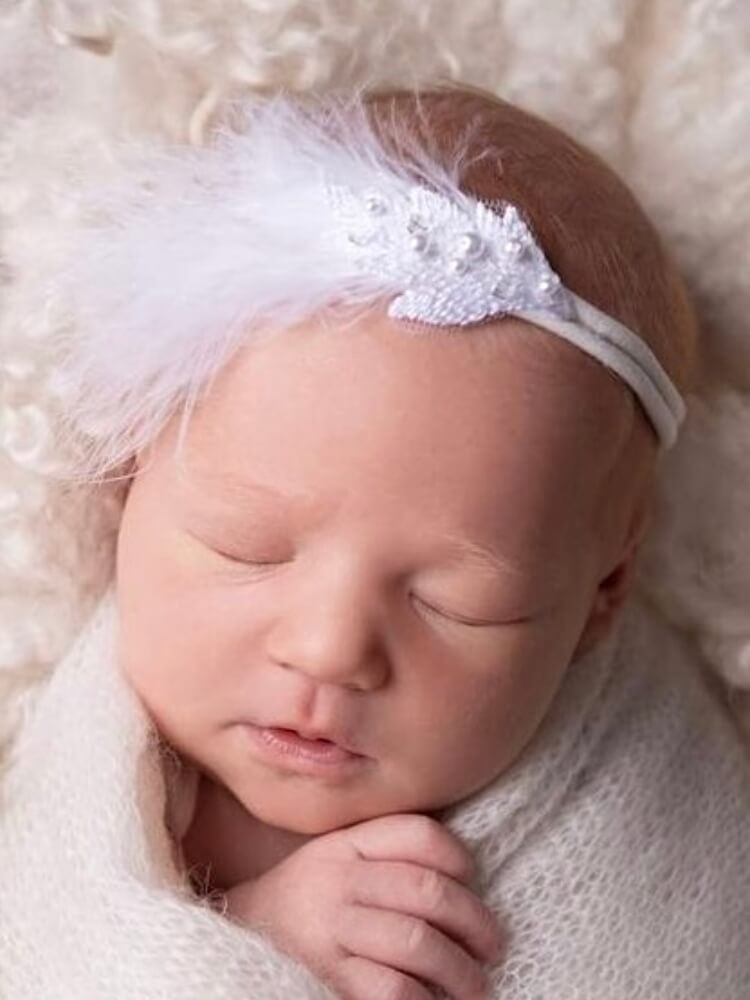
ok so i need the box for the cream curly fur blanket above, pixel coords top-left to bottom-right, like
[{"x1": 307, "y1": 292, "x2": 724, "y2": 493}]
[{"x1": 3, "y1": 0, "x2": 750, "y2": 996}]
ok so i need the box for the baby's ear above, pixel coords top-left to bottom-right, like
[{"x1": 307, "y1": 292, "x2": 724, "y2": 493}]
[{"x1": 573, "y1": 497, "x2": 652, "y2": 659}]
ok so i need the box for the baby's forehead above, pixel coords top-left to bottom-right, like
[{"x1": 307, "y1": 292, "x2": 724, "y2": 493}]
[
  {"x1": 172, "y1": 310, "x2": 636, "y2": 514},
  {"x1": 155, "y1": 309, "x2": 647, "y2": 587},
  {"x1": 199, "y1": 306, "x2": 628, "y2": 423}
]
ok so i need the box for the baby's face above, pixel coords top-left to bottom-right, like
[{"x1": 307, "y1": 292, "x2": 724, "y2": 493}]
[{"x1": 116, "y1": 309, "x2": 640, "y2": 834}]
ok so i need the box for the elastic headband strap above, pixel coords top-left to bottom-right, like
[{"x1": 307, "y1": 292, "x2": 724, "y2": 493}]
[{"x1": 515, "y1": 294, "x2": 685, "y2": 448}]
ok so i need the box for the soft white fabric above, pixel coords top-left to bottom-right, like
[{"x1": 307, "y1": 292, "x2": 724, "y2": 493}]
[
  {"x1": 0, "y1": 586, "x2": 338, "y2": 1000},
  {"x1": 1, "y1": 585, "x2": 749, "y2": 998}
]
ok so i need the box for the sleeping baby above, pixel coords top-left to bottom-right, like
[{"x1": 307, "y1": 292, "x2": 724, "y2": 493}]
[{"x1": 1, "y1": 86, "x2": 749, "y2": 1000}]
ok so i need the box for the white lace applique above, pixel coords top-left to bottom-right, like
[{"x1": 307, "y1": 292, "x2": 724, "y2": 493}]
[{"x1": 328, "y1": 183, "x2": 576, "y2": 326}]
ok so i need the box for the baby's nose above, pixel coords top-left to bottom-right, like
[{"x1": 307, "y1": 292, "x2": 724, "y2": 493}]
[{"x1": 265, "y1": 578, "x2": 390, "y2": 691}]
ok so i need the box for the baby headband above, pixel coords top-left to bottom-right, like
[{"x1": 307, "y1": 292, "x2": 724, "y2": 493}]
[{"x1": 54, "y1": 94, "x2": 685, "y2": 478}]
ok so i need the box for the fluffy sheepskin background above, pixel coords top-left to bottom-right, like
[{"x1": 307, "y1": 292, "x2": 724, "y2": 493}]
[{"x1": 2, "y1": 0, "x2": 750, "y2": 766}]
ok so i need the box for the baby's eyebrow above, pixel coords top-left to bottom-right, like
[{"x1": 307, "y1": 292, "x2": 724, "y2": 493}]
[
  {"x1": 183, "y1": 468, "x2": 326, "y2": 515},
  {"x1": 438, "y1": 533, "x2": 528, "y2": 579},
  {"x1": 182, "y1": 470, "x2": 528, "y2": 578}
]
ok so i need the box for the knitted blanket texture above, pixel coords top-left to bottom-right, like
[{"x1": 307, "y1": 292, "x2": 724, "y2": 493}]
[{"x1": 1, "y1": 586, "x2": 749, "y2": 999}]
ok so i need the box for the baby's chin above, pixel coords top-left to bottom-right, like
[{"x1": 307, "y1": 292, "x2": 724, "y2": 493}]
[
  {"x1": 217, "y1": 754, "x2": 444, "y2": 836},
  {"x1": 232, "y1": 775, "x2": 397, "y2": 836},
  {"x1": 229, "y1": 766, "x2": 471, "y2": 840}
]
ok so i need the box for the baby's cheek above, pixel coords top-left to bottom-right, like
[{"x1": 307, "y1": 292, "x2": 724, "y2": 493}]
[
  {"x1": 424, "y1": 643, "x2": 566, "y2": 793},
  {"x1": 117, "y1": 615, "x2": 198, "y2": 743}
]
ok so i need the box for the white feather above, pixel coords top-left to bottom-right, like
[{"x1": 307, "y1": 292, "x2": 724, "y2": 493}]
[{"x1": 51, "y1": 92, "x2": 472, "y2": 479}]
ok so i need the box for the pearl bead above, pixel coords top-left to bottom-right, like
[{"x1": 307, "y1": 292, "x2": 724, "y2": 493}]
[
  {"x1": 504, "y1": 237, "x2": 525, "y2": 257},
  {"x1": 409, "y1": 232, "x2": 430, "y2": 253},
  {"x1": 447, "y1": 257, "x2": 470, "y2": 275},
  {"x1": 454, "y1": 231, "x2": 485, "y2": 260}
]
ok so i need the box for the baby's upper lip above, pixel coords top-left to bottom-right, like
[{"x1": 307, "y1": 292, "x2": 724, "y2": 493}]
[{"x1": 254, "y1": 720, "x2": 364, "y2": 756}]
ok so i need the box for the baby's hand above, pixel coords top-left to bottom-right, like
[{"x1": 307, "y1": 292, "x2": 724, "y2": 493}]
[{"x1": 223, "y1": 812, "x2": 502, "y2": 1000}]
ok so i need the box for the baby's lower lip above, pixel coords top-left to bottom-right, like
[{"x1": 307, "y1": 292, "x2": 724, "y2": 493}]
[{"x1": 242, "y1": 724, "x2": 367, "y2": 776}]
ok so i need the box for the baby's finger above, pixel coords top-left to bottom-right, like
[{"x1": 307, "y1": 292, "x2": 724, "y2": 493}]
[
  {"x1": 338, "y1": 905, "x2": 490, "y2": 1000},
  {"x1": 343, "y1": 813, "x2": 476, "y2": 883},
  {"x1": 350, "y1": 860, "x2": 502, "y2": 963},
  {"x1": 333, "y1": 954, "x2": 434, "y2": 1000}
]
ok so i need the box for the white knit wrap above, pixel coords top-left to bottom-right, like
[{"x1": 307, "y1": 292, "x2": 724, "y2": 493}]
[{"x1": 1, "y1": 587, "x2": 749, "y2": 998}]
